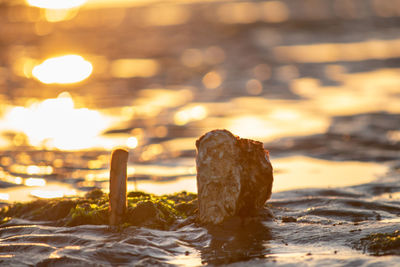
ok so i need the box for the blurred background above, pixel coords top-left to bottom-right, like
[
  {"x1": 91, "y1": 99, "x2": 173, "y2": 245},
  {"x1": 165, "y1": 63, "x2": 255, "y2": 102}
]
[{"x1": 0, "y1": 0, "x2": 399, "y2": 202}]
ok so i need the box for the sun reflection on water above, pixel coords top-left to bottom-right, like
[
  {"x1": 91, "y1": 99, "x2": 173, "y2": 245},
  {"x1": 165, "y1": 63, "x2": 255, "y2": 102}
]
[
  {"x1": 32, "y1": 55, "x2": 93, "y2": 84},
  {"x1": 26, "y1": 0, "x2": 87, "y2": 9},
  {"x1": 226, "y1": 98, "x2": 329, "y2": 141},
  {"x1": 0, "y1": 182, "x2": 80, "y2": 202},
  {"x1": 0, "y1": 92, "x2": 116, "y2": 150},
  {"x1": 275, "y1": 39, "x2": 400, "y2": 63},
  {"x1": 0, "y1": 193, "x2": 9, "y2": 201},
  {"x1": 273, "y1": 156, "x2": 389, "y2": 192},
  {"x1": 30, "y1": 188, "x2": 77, "y2": 199},
  {"x1": 9, "y1": 165, "x2": 53, "y2": 175},
  {"x1": 110, "y1": 59, "x2": 159, "y2": 78},
  {"x1": 25, "y1": 178, "x2": 46, "y2": 187},
  {"x1": 26, "y1": 0, "x2": 87, "y2": 22},
  {"x1": 174, "y1": 105, "x2": 208, "y2": 125}
]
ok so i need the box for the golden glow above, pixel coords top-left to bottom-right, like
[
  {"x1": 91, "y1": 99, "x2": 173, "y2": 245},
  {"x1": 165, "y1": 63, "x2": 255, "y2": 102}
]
[
  {"x1": 83, "y1": 0, "x2": 228, "y2": 9},
  {"x1": 227, "y1": 98, "x2": 329, "y2": 141},
  {"x1": 174, "y1": 105, "x2": 207, "y2": 125},
  {"x1": 132, "y1": 89, "x2": 193, "y2": 117},
  {"x1": 30, "y1": 189, "x2": 77, "y2": 199},
  {"x1": 217, "y1": 1, "x2": 288, "y2": 24},
  {"x1": 223, "y1": 67, "x2": 400, "y2": 142},
  {"x1": 308, "y1": 69, "x2": 400, "y2": 115},
  {"x1": 0, "y1": 193, "x2": 9, "y2": 201},
  {"x1": 0, "y1": 157, "x2": 12, "y2": 167},
  {"x1": 387, "y1": 131, "x2": 400, "y2": 143},
  {"x1": 9, "y1": 164, "x2": 53, "y2": 175},
  {"x1": 140, "y1": 144, "x2": 164, "y2": 161},
  {"x1": 110, "y1": 59, "x2": 159, "y2": 78},
  {"x1": 291, "y1": 78, "x2": 320, "y2": 97},
  {"x1": 174, "y1": 111, "x2": 190, "y2": 125},
  {"x1": 217, "y1": 2, "x2": 259, "y2": 24},
  {"x1": 32, "y1": 55, "x2": 93, "y2": 84},
  {"x1": 144, "y1": 6, "x2": 189, "y2": 26},
  {"x1": 162, "y1": 137, "x2": 197, "y2": 153},
  {"x1": 25, "y1": 178, "x2": 46, "y2": 187},
  {"x1": 13, "y1": 57, "x2": 37, "y2": 78},
  {"x1": 14, "y1": 177, "x2": 23, "y2": 185},
  {"x1": 273, "y1": 156, "x2": 388, "y2": 192},
  {"x1": 275, "y1": 39, "x2": 400, "y2": 63},
  {"x1": 88, "y1": 160, "x2": 103, "y2": 169},
  {"x1": 26, "y1": 165, "x2": 40, "y2": 175},
  {"x1": 44, "y1": 9, "x2": 80, "y2": 22},
  {"x1": 0, "y1": 182, "x2": 80, "y2": 202},
  {"x1": 202, "y1": 71, "x2": 222, "y2": 89},
  {"x1": 126, "y1": 136, "x2": 138, "y2": 149},
  {"x1": 27, "y1": 165, "x2": 53, "y2": 175},
  {"x1": 260, "y1": 1, "x2": 289, "y2": 23},
  {"x1": 83, "y1": 0, "x2": 165, "y2": 9},
  {"x1": 128, "y1": 176, "x2": 197, "y2": 196},
  {"x1": 0, "y1": 92, "x2": 115, "y2": 150},
  {"x1": 26, "y1": 0, "x2": 87, "y2": 9},
  {"x1": 127, "y1": 163, "x2": 195, "y2": 178},
  {"x1": 229, "y1": 116, "x2": 275, "y2": 139},
  {"x1": 50, "y1": 246, "x2": 81, "y2": 260},
  {"x1": 325, "y1": 65, "x2": 347, "y2": 81},
  {"x1": 154, "y1": 126, "x2": 168, "y2": 138}
]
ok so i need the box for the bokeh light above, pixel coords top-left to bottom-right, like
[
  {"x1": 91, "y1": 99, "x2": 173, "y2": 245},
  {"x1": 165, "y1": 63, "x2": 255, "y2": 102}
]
[
  {"x1": 0, "y1": 92, "x2": 115, "y2": 150},
  {"x1": 110, "y1": 59, "x2": 159, "y2": 78},
  {"x1": 26, "y1": 0, "x2": 87, "y2": 9},
  {"x1": 32, "y1": 55, "x2": 93, "y2": 84}
]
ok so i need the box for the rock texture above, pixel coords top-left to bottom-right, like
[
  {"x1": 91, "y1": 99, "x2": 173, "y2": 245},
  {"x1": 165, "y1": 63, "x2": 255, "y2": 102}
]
[{"x1": 196, "y1": 129, "x2": 273, "y2": 224}]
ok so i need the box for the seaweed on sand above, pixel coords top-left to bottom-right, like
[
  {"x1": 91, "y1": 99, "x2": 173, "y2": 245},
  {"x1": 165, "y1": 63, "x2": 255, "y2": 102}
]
[
  {"x1": 356, "y1": 230, "x2": 400, "y2": 256},
  {"x1": 0, "y1": 188, "x2": 198, "y2": 230}
]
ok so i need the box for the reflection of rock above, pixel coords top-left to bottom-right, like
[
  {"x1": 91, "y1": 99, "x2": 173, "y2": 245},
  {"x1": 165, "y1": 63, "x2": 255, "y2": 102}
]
[
  {"x1": 200, "y1": 217, "x2": 272, "y2": 265},
  {"x1": 196, "y1": 129, "x2": 273, "y2": 224}
]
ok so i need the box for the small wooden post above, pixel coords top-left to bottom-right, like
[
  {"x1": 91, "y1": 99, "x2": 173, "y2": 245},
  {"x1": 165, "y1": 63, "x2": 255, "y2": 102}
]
[{"x1": 109, "y1": 148, "x2": 129, "y2": 226}]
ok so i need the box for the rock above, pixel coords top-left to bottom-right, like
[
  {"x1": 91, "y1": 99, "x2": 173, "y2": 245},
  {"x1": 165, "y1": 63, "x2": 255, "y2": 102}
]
[
  {"x1": 196, "y1": 129, "x2": 273, "y2": 224},
  {"x1": 357, "y1": 230, "x2": 400, "y2": 256}
]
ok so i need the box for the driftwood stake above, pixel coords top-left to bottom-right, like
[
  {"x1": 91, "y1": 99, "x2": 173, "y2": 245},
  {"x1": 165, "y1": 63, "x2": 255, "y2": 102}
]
[{"x1": 109, "y1": 148, "x2": 129, "y2": 225}]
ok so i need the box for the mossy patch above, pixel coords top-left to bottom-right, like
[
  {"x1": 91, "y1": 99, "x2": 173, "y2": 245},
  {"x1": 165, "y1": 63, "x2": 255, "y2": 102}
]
[
  {"x1": 0, "y1": 189, "x2": 197, "y2": 229},
  {"x1": 357, "y1": 230, "x2": 400, "y2": 256}
]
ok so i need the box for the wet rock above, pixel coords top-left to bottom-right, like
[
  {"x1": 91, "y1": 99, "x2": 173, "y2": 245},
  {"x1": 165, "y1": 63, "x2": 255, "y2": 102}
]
[
  {"x1": 357, "y1": 230, "x2": 400, "y2": 256},
  {"x1": 0, "y1": 188, "x2": 197, "y2": 229},
  {"x1": 126, "y1": 201, "x2": 162, "y2": 227},
  {"x1": 282, "y1": 216, "x2": 297, "y2": 223},
  {"x1": 196, "y1": 129, "x2": 273, "y2": 224},
  {"x1": 85, "y1": 187, "x2": 105, "y2": 199}
]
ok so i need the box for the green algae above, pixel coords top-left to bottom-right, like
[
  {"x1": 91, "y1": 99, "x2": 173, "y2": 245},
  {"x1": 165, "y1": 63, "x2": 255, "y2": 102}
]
[
  {"x1": 358, "y1": 230, "x2": 400, "y2": 256},
  {"x1": 0, "y1": 189, "x2": 197, "y2": 229}
]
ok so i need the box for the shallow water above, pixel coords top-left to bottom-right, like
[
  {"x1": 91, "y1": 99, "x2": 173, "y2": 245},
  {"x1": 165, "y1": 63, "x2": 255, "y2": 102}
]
[
  {"x1": 0, "y1": 0, "x2": 400, "y2": 266},
  {"x1": 1, "y1": 173, "x2": 400, "y2": 266}
]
